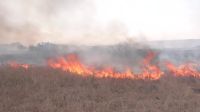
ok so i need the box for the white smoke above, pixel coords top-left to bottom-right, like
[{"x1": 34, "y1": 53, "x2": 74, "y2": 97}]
[{"x1": 0, "y1": 0, "x2": 130, "y2": 46}]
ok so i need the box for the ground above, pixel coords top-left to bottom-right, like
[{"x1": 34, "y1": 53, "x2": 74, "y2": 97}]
[{"x1": 0, "y1": 67, "x2": 200, "y2": 112}]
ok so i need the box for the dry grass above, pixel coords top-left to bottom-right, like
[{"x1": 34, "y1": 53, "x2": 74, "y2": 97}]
[{"x1": 0, "y1": 67, "x2": 200, "y2": 112}]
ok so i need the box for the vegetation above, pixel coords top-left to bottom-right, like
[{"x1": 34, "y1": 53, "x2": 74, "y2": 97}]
[{"x1": 0, "y1": 67, "x2": 200, "y2": 112}]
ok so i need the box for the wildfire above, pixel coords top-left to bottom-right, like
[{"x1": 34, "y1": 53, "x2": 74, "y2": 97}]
[
  {"x1": 5, "y1": 53, "x2": 200, "y2": 80},
  {"x1": 48, "y1": 53, "x2": 164, "y2": 80},
  {"x1": 8, "y1": 62, "x2": 30, "y2": 69},
  {"x1": 165, "y1": 62, "x2": 200, "y2": 78}
]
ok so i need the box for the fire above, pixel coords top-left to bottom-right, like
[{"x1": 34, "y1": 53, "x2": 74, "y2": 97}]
[
  {"x1": 48, "y1": 54, "x2": 93, "y2": 76},
  {"x1": 8, "y1": 62, "x2": 30, "y2": 69},
  {"x1": 48, "y1": 53, "x2": 164, "y2": 80},
  {"x1": 5, "y1": 52, "x2": 200, "y2": 80},
  {"x1": 165, "y1": 62, "x2": 200, "y2": 78}
]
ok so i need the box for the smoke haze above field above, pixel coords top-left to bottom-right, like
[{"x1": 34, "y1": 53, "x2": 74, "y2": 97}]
[{"x1": 0, "y1": 0, "x2": 199, "y2": 45}]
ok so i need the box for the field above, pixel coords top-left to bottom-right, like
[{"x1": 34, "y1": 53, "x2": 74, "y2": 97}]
[{"x1": 0, "y1": 67, "x2": 200, "y2": 112}]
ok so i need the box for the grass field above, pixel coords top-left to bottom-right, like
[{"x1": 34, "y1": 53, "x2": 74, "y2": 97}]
[{"x1": 0, "y1": 67, "x2": 200, "y2": 112}]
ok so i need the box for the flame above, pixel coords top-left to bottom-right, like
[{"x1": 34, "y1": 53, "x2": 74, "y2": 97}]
[
  {"x1": 48, "y1": 54, "x2": 93, "y2": 76},
  {"x1": 48, "y1": 53, "x2": 164, "y2": 80},
  {"x1": 8, "y1": 62, "x2": 30, "y2": 69},
  {"x1": 165, "y1": 62, "x2": 200, "y2": 78},
  {"x1": 5, "y1": 52, "x2": 200, "y2": 80}
]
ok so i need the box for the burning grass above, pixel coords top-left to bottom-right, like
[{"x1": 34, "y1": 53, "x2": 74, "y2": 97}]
[
  {"x1": 1, "y1": 52, "x2": 200, "y2": 112},
  {"x1": 47, "y1": 53, "x2": 164, "y2": 80},
  {"x1": 4, "y1": 52, "x2": 200, "y2": 80},
  {"x1": 0, "y1": 67, "x2": 200, "y2": 112},
  {"x1": 47, "y1": 52, "x2": 200, "y2": 80}
]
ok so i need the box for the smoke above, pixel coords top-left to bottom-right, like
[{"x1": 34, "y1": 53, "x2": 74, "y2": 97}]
[
  {"x1": 0, "y1": 0, "x2": 130, "y2": 46},
  {"x1": 0, "y1": 41, "x2": 199, "y2": 73},
  {"x1": 0, "y1": 0, "x2": 42, "y2": 45},
  {"x1": 0, "y1": 0, "x2": 146, "y2": 68},
  {"x1": 0, "y1": 0, "x2": 199, "y2": 68},
  {"x1": 0, "y1": 42, "x2": 151, "y2": 69}
]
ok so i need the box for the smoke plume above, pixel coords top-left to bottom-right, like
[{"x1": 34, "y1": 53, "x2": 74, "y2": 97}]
[{"x1": 0, "y1": 0, "x2": 130, "y2": 45}]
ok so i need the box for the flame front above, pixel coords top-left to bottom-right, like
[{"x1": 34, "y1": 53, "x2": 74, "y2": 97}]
[
  {"x1": 48, "y1": 53, "x2": 164, "y2": 80},
  {"x1": 8, "y1": 62, "x2": 30, "y2": 69},
  {"x1": 6, "y1": 53, "x2": 200, "y2": 80},
  {"x1": 165, "y1": 62, "x2": 200, "y2": 78}
]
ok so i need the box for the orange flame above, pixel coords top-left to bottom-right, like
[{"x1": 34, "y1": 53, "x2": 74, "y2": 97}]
[
  {"x1": 8, "y1": 62, "x2": 30, "y2": 69},
  {"x1": 5, "y1": 52, "x2": 200, "y2": 80},
  {"x1": 165, "y1": 62, "x2": 200, "y2": 78},
  {"x1": 48, "y1": 53, "x2": 164, "y2": 80}
]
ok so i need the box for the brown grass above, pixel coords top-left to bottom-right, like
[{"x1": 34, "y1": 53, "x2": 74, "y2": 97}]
[{"x1": 0, "y1": 67, "x2": 200, "y2": 112}]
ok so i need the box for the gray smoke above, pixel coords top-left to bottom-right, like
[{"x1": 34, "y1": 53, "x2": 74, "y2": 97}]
[
  {"x1": 0, "y1": 40, "x2": 200, "y2": 72},
  {"x1": 0, "y1": 0, "x2": 130, "y2": 45},
  {"x1": 0, "y1": 0, "x2": 199, "y2": 69},
  {"x1": 0, "y1": 42, "x2": 150, "y2": 69}
]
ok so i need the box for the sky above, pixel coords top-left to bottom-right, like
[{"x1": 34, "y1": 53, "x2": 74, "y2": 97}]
[{"x1": 0, "y1": 0, "x2": 199, "y2": 45}]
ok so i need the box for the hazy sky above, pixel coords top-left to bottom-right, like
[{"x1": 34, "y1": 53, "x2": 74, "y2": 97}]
[{"x1": 0, "y1": 0, "x2": 199, "y2": 45}]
